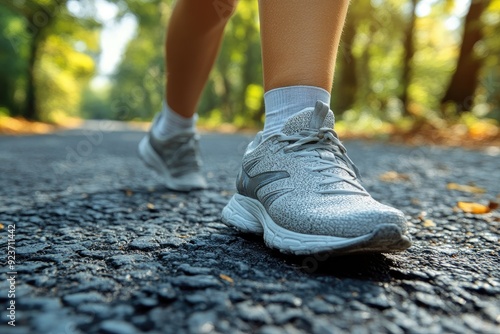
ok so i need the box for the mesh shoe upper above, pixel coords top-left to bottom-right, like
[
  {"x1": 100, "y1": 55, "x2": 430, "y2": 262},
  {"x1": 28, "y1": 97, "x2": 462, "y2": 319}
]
[
  {"x1": 236, "y1": 101, "x2": 408, "y2": 238},
  {"x1": 140, "y1": 113, "x2": 207, "y2": 190},
  {"x1": 149, "y1": 131, "x2": 203, "y2": 178}
]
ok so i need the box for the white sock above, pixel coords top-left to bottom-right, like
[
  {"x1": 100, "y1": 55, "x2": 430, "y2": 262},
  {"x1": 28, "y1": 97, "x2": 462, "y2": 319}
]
[
  {"x1": 262, "y1": 85, "x2": 331, "y2": 140},
  {"x1": 152, "y1": 102, "x2": 196, "y2": 140}
]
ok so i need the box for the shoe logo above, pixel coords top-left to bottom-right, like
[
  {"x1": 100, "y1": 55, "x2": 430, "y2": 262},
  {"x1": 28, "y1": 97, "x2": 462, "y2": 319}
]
[{"x1": 237, "y1": 160, "x2": 292, "y2": 208}]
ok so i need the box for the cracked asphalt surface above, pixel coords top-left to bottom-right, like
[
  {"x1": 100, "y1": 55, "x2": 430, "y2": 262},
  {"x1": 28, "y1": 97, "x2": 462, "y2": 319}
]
[{"x1": 0, "y1": 123, "x2": 499, "y2": 334}]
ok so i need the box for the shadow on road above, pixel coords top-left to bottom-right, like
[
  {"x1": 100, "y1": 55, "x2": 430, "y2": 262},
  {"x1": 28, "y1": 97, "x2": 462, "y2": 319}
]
[{"x1": 273, "y1": 250, "x2": 394, "y2": 281}]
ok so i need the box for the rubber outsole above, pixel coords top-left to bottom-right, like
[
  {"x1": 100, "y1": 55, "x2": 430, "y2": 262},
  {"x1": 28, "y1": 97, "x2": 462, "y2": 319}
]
[
  {"x1": 138, "y1": 136, "x2": 207, "y2": 192},
  {"x1": 221, "y1": 193, "x2": 412, "y2": 256}
]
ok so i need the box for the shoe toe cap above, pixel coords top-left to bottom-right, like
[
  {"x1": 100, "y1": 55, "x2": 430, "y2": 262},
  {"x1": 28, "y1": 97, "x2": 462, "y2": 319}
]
[{"x1": 271, "y1": 197, "x2": 408, "y2": 238}]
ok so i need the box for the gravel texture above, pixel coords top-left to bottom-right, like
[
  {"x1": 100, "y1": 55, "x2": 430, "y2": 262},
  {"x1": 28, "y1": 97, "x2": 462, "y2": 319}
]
[{"x1": 0, "y1": 124, "x2": 499, "y2": 334}]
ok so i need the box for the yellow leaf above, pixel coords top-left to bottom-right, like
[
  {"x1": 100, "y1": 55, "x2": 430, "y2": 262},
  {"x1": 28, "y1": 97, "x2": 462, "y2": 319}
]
[
  {"x1": 447, "y1": 183, "x2": 486, "y2": 194},
  {"x1": 146, "y1": 203, "x2": 155, "y2": 210},
  {"x1": 219, "y1": 274, "x2": 234, "y2": 284},
  {"x1": 379, "y1": 171, "x2": 410, "y2": 182},
  {"x1": 423, "y1": 220, "x2": 435, "y2": 227},
  {"x1": 0, "y1": 223, "x2": 4, "y2": 229},
  {"x1": 457, "y1": 202, "x2": 491, "y2": 214},
  {"x1": 468, "y1": 121, "x2": 498, "y2": 141}
]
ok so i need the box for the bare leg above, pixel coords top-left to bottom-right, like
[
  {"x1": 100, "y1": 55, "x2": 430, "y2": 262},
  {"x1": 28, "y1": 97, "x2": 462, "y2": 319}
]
[
  {"x1": 140, "y1": 0, "x2": 238, "y2": 191},
  {"x1": 258, "y1": 0, "x2": 350, "y2": 92},
  {"x1": 222, "y1": 1, "x2": 411, "y2": 256},
  {"x1": 166, "y1": 0, "x2": 238, "y2": 118}
]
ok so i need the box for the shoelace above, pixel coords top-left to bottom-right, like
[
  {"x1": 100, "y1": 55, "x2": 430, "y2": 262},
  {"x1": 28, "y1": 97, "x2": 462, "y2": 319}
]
[{"x1": 278, "y1": 127, "x2": 369, "y2": 196}]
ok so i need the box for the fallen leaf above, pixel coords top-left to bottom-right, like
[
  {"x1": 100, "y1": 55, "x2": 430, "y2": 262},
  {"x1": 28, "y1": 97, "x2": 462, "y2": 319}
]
[
  {"x1": 379, "y1": 171, "x2": 410, "y2": 182},
  {"x1": 219, "y1": 274, "x2": 234, "y2": 284},
  {"x1": 125, "y1": 189, "x2": 133, "y2": 197},
  {"x1": 146, "y1": 203, "x2": 155, "y2": 210},
  {"x1": 469, "y1": 121, "x2": 499, "y2": 140},
  {"x1": 0, "y1": 223, "x2": 4, "y2": 229},
  {"x1": 457, "y1": 202, "x2": 491, "y2": 214},
  {"x1": 423, "y1": 219, "x2": 436, "y2": 227},
  {"x1": 488, "y1": 201, "x2": 499, "y2": 210},
  {"x1": 447, "y1": 183, "x2": 486, "y2": 194}
]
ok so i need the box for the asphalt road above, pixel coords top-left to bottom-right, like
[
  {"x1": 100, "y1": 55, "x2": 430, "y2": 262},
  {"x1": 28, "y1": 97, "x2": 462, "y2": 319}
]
[{"x1": 0, "y1": 123, "x2": 499, "y2": 334}]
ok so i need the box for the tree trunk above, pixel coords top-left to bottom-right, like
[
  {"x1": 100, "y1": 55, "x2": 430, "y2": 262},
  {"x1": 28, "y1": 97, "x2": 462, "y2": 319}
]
[
  {"x1": 440, "y1": 0, "x2": 490, "y2": 113},
  {"x1": 4, "y1": 0, "x2": 67, "y2": 121},
  {"x1": 24, "y1": 30, "x2": 39, "y2": 120},
  {"x1": 334, "y1": 10, "x2": 358, "y2": 113},
  {"x1": 400, "y1": 0, "x2": 418, "y2": 114}
]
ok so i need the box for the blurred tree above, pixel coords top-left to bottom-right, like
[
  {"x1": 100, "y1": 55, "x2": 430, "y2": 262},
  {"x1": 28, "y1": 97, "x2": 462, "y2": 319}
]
[
  {"x1": 36, "y1": 17, "x2": 99, "y2": 121},
  {"x1": 441, "y1": 0, "x2": 492, "y2": 113},
  {"x1": 80, "y1": 85, "x2": 111, "y2": 119},
  {"x1": 84, "y1": 0, "x2": 500, "y2": 128},
  {"x1": 0, "y1": 8, "x2": 28, "y2": 117},
  {"x1": 0, "y1": 0, "x2": 68, "y2": 120},
  {"x1": 347, "y1": 0, "x2": 407, "y2": 118},
  {"x1": 480, "y1": 0, "x2": 500, "y2": 120},
  {"x1": 333, "y1": 5, "x2": 359, "y2": 113},
  {"x1": 203, "y1": 0, "x2": 262, "y2": 127},
  {"x1": 108, "y1": 0, "x2": 263, "y2": 127},
  {"x1": 400, "y1": 0, "x2": 419, "y2": 114},
  {"x1": 108, "y1": 0, "x2": 169, "y2": 121},
  {"x1": 0, "y1": 0, "x2": 100, "y2": 121},
  {"x1": 408, "y1": 1, "x2": 459, "y2": 113}
]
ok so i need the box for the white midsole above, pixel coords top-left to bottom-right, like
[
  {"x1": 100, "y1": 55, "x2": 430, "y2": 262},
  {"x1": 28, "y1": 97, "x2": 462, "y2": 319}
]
[{"x1": 222, "y1": 193, "x2": 374, "y2": 254}]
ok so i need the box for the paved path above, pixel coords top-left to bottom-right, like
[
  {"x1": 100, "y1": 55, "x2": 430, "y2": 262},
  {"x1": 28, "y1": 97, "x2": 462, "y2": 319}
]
[{"x1": 0, "y1": 124, "x2": 499, "y2": 334}]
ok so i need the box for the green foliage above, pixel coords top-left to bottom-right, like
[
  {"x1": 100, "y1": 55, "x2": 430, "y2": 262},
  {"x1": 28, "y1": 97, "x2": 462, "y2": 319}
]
[
  {"x1": 80, "y1": 85, "x2": 111, "y2": 119},
  {"x1": 105, "y1": 0, "x2": 169, "y2": 121},
  {"x1": 478, "y1": 0, "x2": 500, "y2": 119},
  {"x1": 0, "y1": 7, "x2": 29, "y2": 116},
  {"x1": 332, "y1": 0, "x2": 500, "y2": 126},
  {"x1": 198, "y1": 0, "x2": 263, "y2": 127},
  {"x1": 1, "y1": 0, "x2": 500, "y2": 130},
  {"x1": 0, "y1": 0, "x2": 100, "y2": 121},
  {"x1": 37, "y1": 34, "x2": 96, "y2": 121}
]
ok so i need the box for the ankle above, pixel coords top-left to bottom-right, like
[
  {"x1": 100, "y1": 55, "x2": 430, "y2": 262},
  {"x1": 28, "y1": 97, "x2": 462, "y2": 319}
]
[
  {"x1": 262, "y1": 86, "x2": 331, "y2": 140},
  {"x1": 152, "y1": 102, "x2": 196, "y2": 139}
]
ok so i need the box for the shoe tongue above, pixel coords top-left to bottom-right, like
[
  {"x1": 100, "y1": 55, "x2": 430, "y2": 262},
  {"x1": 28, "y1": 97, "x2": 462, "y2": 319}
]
[
  {"x1": 281, "y1": 101, "x2": 335, "y2": 135},
  {"x1": 281, "y1": 101, "x2": 350, "y2": 172}
]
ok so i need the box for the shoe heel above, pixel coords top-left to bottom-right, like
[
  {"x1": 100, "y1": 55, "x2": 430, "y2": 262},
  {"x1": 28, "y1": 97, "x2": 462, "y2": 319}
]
[
  {"x1": 138, "y1": 136, "x2": 163, "y2": 173},
  {"x1": 221, "y1": 194, "x2": 264, "y2": 235}
]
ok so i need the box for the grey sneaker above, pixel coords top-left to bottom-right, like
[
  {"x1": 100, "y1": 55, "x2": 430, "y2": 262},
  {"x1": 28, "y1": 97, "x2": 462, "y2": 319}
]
[
  {"x1": 138, "y1": 114, "x2": 207, "y2": 191},
  {"x1": 222, "y1": 101, "x2": 412, "y2": 255}
]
